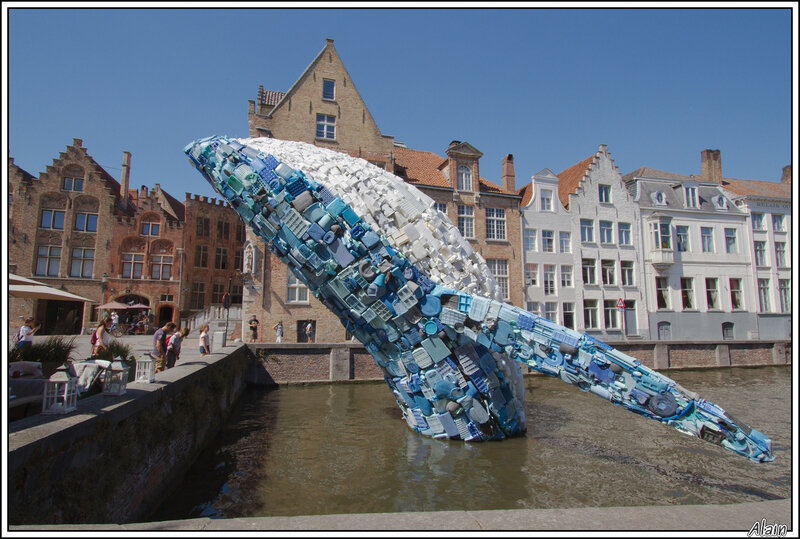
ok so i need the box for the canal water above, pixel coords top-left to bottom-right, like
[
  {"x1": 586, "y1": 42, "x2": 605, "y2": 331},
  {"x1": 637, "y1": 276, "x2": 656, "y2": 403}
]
[{"x1": 151, "y1": 366, "x2": 792, "y2": 521}]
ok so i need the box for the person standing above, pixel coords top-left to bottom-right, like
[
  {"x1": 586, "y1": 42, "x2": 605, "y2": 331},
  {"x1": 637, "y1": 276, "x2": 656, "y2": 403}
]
[
  {"x1": 110, "y1": 311, "x2": 120, "y2": 332},
  {"x1": 16, "y1": 318, "x2": 41, "y2": 349},
  {"x1": 198, "y1": 324, "x2": 211, "y2": 355},
  {"x1": 91, "y1": 318, "x2": 111, "y2": 357},
  {"x1": 165, "y1": 327, "x2": 190, "y2": 369},
  {"x1": 248, "y1": 315, "x2": 260, "y2": 343},
  {"x1": 272, "y1": 321, "x2": 284, "y2": 343},
  {"x1": 304, "y1": 321, "x2": 314, "y2": 343},
  {"x1": 151, "y1": 322, "x2": 176, "y2": 373}
]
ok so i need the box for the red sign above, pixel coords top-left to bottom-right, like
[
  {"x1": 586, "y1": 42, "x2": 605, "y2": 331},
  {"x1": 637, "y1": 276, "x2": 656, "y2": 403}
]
[{"x1": 617, "y1": 298, "x2": 626, "y2": 309}]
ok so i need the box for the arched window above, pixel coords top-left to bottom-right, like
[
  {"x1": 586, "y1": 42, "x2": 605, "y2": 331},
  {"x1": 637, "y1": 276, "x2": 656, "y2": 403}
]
[
  {"x1": 657, "y1": 321, "x2": 671, "y2": 341},
  {"x1": 722, "y1": 322, "x2": 734, "y2": 340},
  {"x1": 457, "y1": 165, "x2": 472, "y2": 191}
]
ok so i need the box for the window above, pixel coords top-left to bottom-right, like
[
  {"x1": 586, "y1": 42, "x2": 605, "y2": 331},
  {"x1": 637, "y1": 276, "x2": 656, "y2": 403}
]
[
  {"x1": 215, "y1": 247, "x2": 228, "y2": 270},
  {"x1": 779, "y1": 280, "x2": 790, "y2": 313},
  {"x1": 701, "y1": 227, "x2": 715, "y2": 253},
  {"x1": 457, "y1": 205, "x2": 474, "y2": 239},
  {"x1": 434, "y1": 202, "x2": 448, "y2": 214},
  {"x1": 722, "y1": 322, "x2": 734, "y2": 340},
  {"x1": 151, "y1": 255, "x2": 172, "y2": 280},
  {"x1": 620, "y1": 261, "x2": 634, "y2": 286},
  {"x1": 543, "y1": 265, "x2": 556, "y2": 296},
  {"x1": 775, "y1": 242, "x2": 786, "y2": 267},
  {"x1": 559, "y1": 231, "x2": 571, "y2": 253},
  {"x1": 541, "y1": 230, "x2": 554, "y2": 252},
  {"x1": 598, "y1": 184, "x2": 611, "y2": 203},
  {"x1": 601, "y1": 260, "x2": 615, "y2": 286},
  {"x1": 562, "y1": 303, "x2": 575, "y2": 329},
  {"x1": 676, "y1": 225, "x2": 689, "y2": 252},
  {"x1": 752, "y1": 213, "x2": 764, "y2": 230},
  {"x1": 583, "y1": 300, "x2": 599, "y2": 329},
  {"x1": 527, "y1": 302, "x2": 541, "y2": 316},
  {"x1": 599, "y1": 221, "x2": 613, "y2": 244},
  {"x1": 523, "y1": 228, "x2": 537, "y2": 251},
  {"x1": 540, "y1": 189, "x2": 553, "y2": 211},
  {"x1": 705, "y1": 278, "x2": 719, "y2": 310},
  {"x1": 316, "y1": 114, "x2": 336, "y2": 140},
  {"x1": 652, "y1": 191, "x2": 667, "y2": 206},
  {"x1": 230, "y1": 284, "x2": 243, "y2": 305},
  {"x1": 485, "y1": 208, "x2": 506, "y2": 240},
  {"x1": 656, "y1": 277, "x2": 670, "y2": 309},
  {"x1": 724, "y1": 228, "x2": 737, "y2": 254},
  {"x1": 287, "y1": 272, "x2": 309, "y2": 303},
  {"x1": 758, "y1": 279, "x2": 771, "y2": 312},
  {"x1": 457, "y1": 166, "x2": 472, "y2": 191},
  {"x1": 197, "y1": 217, "x2": 210, "y2": 237},
  {"x1": 161, "y1": 294, "x2": 174, "y2": 302},
  {"x1": 40, "y1": 209, "x2": 65, "y2": 230},
  {"x1": 525, "y1": 263, "x2": 538, "y2": 286},
  {"x1": 62, "y1": 176, "x2": 84, "y2": 192},
  {"x1": 35, "y1": 246, "x2": 61, "y2": 276},
  {"x1": 754, "y1": 241, "x2": 767, "y2": 266},
  {"x1": 190, "y1": 282, "x2": 205, "y2": 309},
  {"x1": 236, "y1": 222, "x2": 246, "y2": 242},
  {"x1": 486, "y1": 259, "x2": 509, "y2": 300},
  {"x1": 194, "y1": 245, "x2": 208, "y2": 267},
  {"x1": 234, "y1": 249, "x2": 243, "y2": 271},
  {"x1": 141, "y1": 219, "x2": 159, "y2": 236},
  {"x1": 322, "y1": 78, "x2": 335, "y2": 100},
  {"x1": 618, "y1": 223, "x2": 631, "y2": 246},
  {"x1": 560, "y1": 265, "x2": 573, "y2": 288},
  {"x1": 681, "y1": 278, "x2": 694, "y2": 310},
  {"x1": 772, "y1": 214, "x2": 785, "y2": 232},
  {"x1": 581, "y1": 258, "x2": 596, "y2": 285},
  {"x1": 650, "y1": 219, "x2": 671, "y2": 249},
  {"x1": 544, "y1": 302, "x2": 557, "y2": 321},
  {"x1": 580, "y1": 219, "x2": 594, "y2": 243},
  {"x1": 604, "y1": 301, "x2": 619, "y2": 329},
  {"x1": 69, "y1": 248, "x2": 93, "y2": 278},
  {"x1": 74, "y1": 213, "x2": 98, "y2": 232},
  {"x1": 121, "y1": 253, "x2": 144, "y2": 279},
  {"x1": 217, "y1": 220, "x2": 230, "y2": 240},
  {"x1": 212, "y1": 283, "x2": 226, "y2": 304},
  {"x1": 684, "y1": 186, "x2": 698, "y2": 208},
  {"x1": 730, "y1": 278, "x2": 743, "y2": 310}
]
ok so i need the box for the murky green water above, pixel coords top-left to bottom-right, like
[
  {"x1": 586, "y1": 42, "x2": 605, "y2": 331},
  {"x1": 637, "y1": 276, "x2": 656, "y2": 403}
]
[{"x1": 151, "y1": 366, "x2": 792, "y2": 520}]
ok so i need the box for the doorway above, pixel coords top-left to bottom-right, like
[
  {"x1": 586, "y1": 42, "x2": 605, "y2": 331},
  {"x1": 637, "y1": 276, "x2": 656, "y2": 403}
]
[{"x1": 158, "y1": 305, "x2": 174, "y2": 327}]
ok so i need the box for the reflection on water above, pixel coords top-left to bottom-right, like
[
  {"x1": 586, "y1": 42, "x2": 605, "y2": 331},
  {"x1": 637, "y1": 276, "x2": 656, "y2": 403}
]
[{"x1": 151, "y1": 366, "x2": 792, "y2": 520}]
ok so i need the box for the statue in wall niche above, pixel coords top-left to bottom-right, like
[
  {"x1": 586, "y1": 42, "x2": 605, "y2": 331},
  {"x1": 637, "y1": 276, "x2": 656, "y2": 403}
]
[
  {"x1": 243, "y1": 242, "x2": 255, "y2": 275},
  {"x1": 185, "y1": 135, "x2": 775, "y2": 463}
]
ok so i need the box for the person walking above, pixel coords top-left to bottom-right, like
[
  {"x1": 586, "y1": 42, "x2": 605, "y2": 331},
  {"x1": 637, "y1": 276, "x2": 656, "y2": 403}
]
[
  {"x1": 272, "y1": 321, "x2": 284, "y2": 343},
  {"x1": 165, "y1": 327, "x2": 190, "y2": 369},
  {"x1": 304, "y1": 321, "x2": 314, "y2": 343},
  {"x1": 151, "y1": 322, "x2": 176, "y2": 373},
  {"x1": 91, "y1": 318, "x2": 111, "y2": 357},
  {"x1": 248, "y1": 315, "x2": 260, "y2": 343},
  {"x1": 16, "y1": 318, "x2": 41, "y2": 349},
  {"x1": 198, "y1": 324, "x2": 211, "y2": 355}
]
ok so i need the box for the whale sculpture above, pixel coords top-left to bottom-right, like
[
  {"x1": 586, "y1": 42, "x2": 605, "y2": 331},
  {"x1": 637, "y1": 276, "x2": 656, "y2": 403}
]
[{"x1": 185, "y1": 135, "x2": 774, "y2": 462}]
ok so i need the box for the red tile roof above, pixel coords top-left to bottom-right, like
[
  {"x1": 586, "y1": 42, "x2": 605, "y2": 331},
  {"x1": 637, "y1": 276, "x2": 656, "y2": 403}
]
[
  {"x1": 393, "y1": 147, "x2": 516, "y2": 195},
  {"x1": 722, "y1": 177, "x2": 791, "y2": 200},
  {"x1": 517, "y1": 183, "x2": 533, "y2": 206},
  {"x1": 557, "y1": 155, "x2": 595, "y2": 208},
  {"x1": 260, "y1": 90, "x2": 286, "y2": 106}
]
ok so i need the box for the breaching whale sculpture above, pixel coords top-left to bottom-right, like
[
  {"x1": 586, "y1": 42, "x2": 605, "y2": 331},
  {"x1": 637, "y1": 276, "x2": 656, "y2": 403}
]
[{"x1": 185, "y1": 135, "x2": 774, "y2": 462}]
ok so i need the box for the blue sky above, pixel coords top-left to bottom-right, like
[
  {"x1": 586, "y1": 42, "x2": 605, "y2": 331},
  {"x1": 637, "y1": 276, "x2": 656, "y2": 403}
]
[{"x1": 6, "y1": 7, "x2": 794, "y2": 200}]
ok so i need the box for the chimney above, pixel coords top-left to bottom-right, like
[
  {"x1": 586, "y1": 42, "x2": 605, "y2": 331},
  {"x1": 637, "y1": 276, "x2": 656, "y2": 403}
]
[
  {"x1": 700, "y1": 149, "x2": 722, "y2": 183},
  {"x1": 121, "y1": 151, "x2": 131, "y2": 208},
  {"x1": 780, "y1": 165, "x2": 791, "y2": 184},
  {"x1": 502, "y1": 154, "x2": 515, "y2": 193}
]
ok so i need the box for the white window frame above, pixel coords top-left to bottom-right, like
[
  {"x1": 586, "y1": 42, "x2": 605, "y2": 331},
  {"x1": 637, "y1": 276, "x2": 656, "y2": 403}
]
[
  {"x1": 582, "y1": 258, "x2": 596, "y2": 285},
  {"x1": 523, "y1": 228, "x2": 537, "y2": 251},
  {"x1": 618, "y1": 223, "x2": 631, "y2": 246},
  {"x1": 604, "y1": 300, "x2": 619, "y2": 329},
  {"x1": 122, "y1": 253, "x2": 144, "y2": 279},
  {"x1": 705, "y1": 277, "x2": 719, "y2": 310},
  {"x1": 701, "y1": 227, "x2": 715, "y2": 253},
  {"x1": 730, "y1": 278, "x2": 743, "y2": 310},
  {"x1": 457, "y1": 166, "x2": 472, "y2": 191},
  {"x1": 525, "y1": 263, "x2": 538, "y2": 286},
  {"x1": 69, "y1": 248, "x2": 94, "y2": 278},
  {"x1": 583, "y1": 299, "x2": 599, "y2": 329},
  {"x1": 486, "y1": 259, "x2": 509, "y2": 300},
  {"x1": 775, "y1": 242, "x2": 786, "y2": 267},
  {"x1": 620, "y1": 260, "x2": 634, "y2": 286},
  {"x1": 322, "y1": 78, "x2": 335, "y2": 100},
  {"x1": 540, "y1": 189, "x2": 553, "y2": 211},
  {"x1": 316, "y1": 114, "x2": 336, "y2": 140},
  {"x1": 601, "y1": 260, "x2": 615, "y2": 286},
  {"x1": 752, "y1": 213, "x2": 764, "y2": 230},
  {"x1": 580, "y1": 219, "x2": 594, "y2": 243},
  {"x1": 287, "y1": 272, "x2": 310, "y2": 304},
  {"x1": 757, "y1": 278, "x2": 771, "y2": 312},
  {"x1": 599, "y1": 221, "x2": 614, "y2": 244},
  {"x1": 457, "y1": 205, "x2": 475, "y2": 239},
  {"x1": 151, "y1": 255, "x2": 172, "y2": 280},
  {"x1": 541, "y1": 230, "x2": 554, "y2": 252},
  {"x1": 754, "y1": 241, "x2": 768, "y2": 266},
  {"x1": 684, "y1": 186, "x2": 698, "y2": 208},
  {"x1": 559, "y1": 231, "x2": 571, "y2": 253},
  {"x1": 656, "y1": 277, "x2": 670, "y2": 310},
  {"x1": 676, "y1": 225, "x2": 689, "y2": 252},
  {"x1": 724, "y1": 228, "x2": 737, "y2": 254},
  {"x1": 560, "y1": 265, "x2": 573, "y2": 288},
  {"x1": 681, "y1": 277, "x2": 695, "y2": 310},
  {"x1": 35, "y1": 246, "x2": 61, "y2": 277},
  {"x1": 562, "y1": 302, "x2": 575, "y2": 329},
  {"x1": 485, "y1": 207, "x2": 506, "y2": 240},
  {"x1": 543, "y1": 265, "x2": 556, "y2": 296},
  {"x1": 772, "y1": 214, "x2": 785, "y2": 232},
  {"x1": 598, "y1": 184, "x2": 611, "y2": 203},
  {"x1": 779, "y1": 279, "x2": 790, "y2": 313}
]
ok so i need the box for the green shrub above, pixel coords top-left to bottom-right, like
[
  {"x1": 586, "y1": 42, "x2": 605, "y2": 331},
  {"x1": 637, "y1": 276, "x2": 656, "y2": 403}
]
[{"x1": 9, "y1": 336, "x2": 77, "y2": 378}]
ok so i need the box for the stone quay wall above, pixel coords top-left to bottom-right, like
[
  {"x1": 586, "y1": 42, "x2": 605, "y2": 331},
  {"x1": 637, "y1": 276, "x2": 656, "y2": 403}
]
[
  {"x1": 248, "y1": 339, "x2": 792, "y2": 386},
  {"x1": 8, "y1": 345, "x2": 252, "y2": 525}
]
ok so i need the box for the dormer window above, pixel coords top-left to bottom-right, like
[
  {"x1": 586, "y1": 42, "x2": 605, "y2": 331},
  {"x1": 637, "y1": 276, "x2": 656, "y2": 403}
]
[
  {"x1": 598, "y1": 184, "x2": 611, "y2": 203},
  {"x1": 712, "y1": 194, "x2": 728, "y2": 210},
  {"x1": 651, "y1": 191, "x2": 667, "y2": 206},
  {"x1": 684, "y1": 186, "x2": 699, "y2": 208},
  {"x1": 322, "y1": 79, "x2": 335, "y2": 100},
  {"x1": 540, "y1": 189, "x2": 553, "y2": 211},
  {"x1": 457, "y1": 166, "x2": 472, "y2": 191}
]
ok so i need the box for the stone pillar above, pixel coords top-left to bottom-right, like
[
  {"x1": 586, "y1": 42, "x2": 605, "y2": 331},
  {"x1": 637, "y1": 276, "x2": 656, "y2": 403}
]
[
  {"x1": 653, "y1": 343, "x2": 669, "y2": 370},
  {"x1": 329, "y1": 346, "x2": 351, "y2": 381},
  {"x1": 772, "y1": 342, "x2": 787, "y2": 365},
  {"x1": 715, "y1": 344, "x2": 731, "y2": 367}
]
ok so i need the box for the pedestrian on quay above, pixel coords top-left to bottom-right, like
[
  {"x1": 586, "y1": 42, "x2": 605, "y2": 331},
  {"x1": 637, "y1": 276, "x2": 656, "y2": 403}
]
[
  {"x1": 151, "y1": 322, "x2": 176, "y2": 373},
  {"x1": 165, "y1": 327, "x2": 190, "y2": 369},
  {"x1": 198, "y1": 324, "x2": 211, "y2": 355},
  {"x1": 304, "y1": 321, "x2": 314, "y2": 343},
  {"x1": 91, "y1": 318, "x2": 111, "y2": 357},
  {"x1": 16, "y1": 318, "x2": 41, "y2": 349},
  {"x1": 272, "y1": 320, "x2": 284, "y2": 343},
  {"x1": 248, "y1": 315, "x2": 260, "y2": 343}
]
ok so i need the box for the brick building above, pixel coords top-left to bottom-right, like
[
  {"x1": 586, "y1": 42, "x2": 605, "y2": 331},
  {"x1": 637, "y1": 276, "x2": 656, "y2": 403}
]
[{"x1": 8, "y1": 139, "x2": 245, "y2": 335}]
